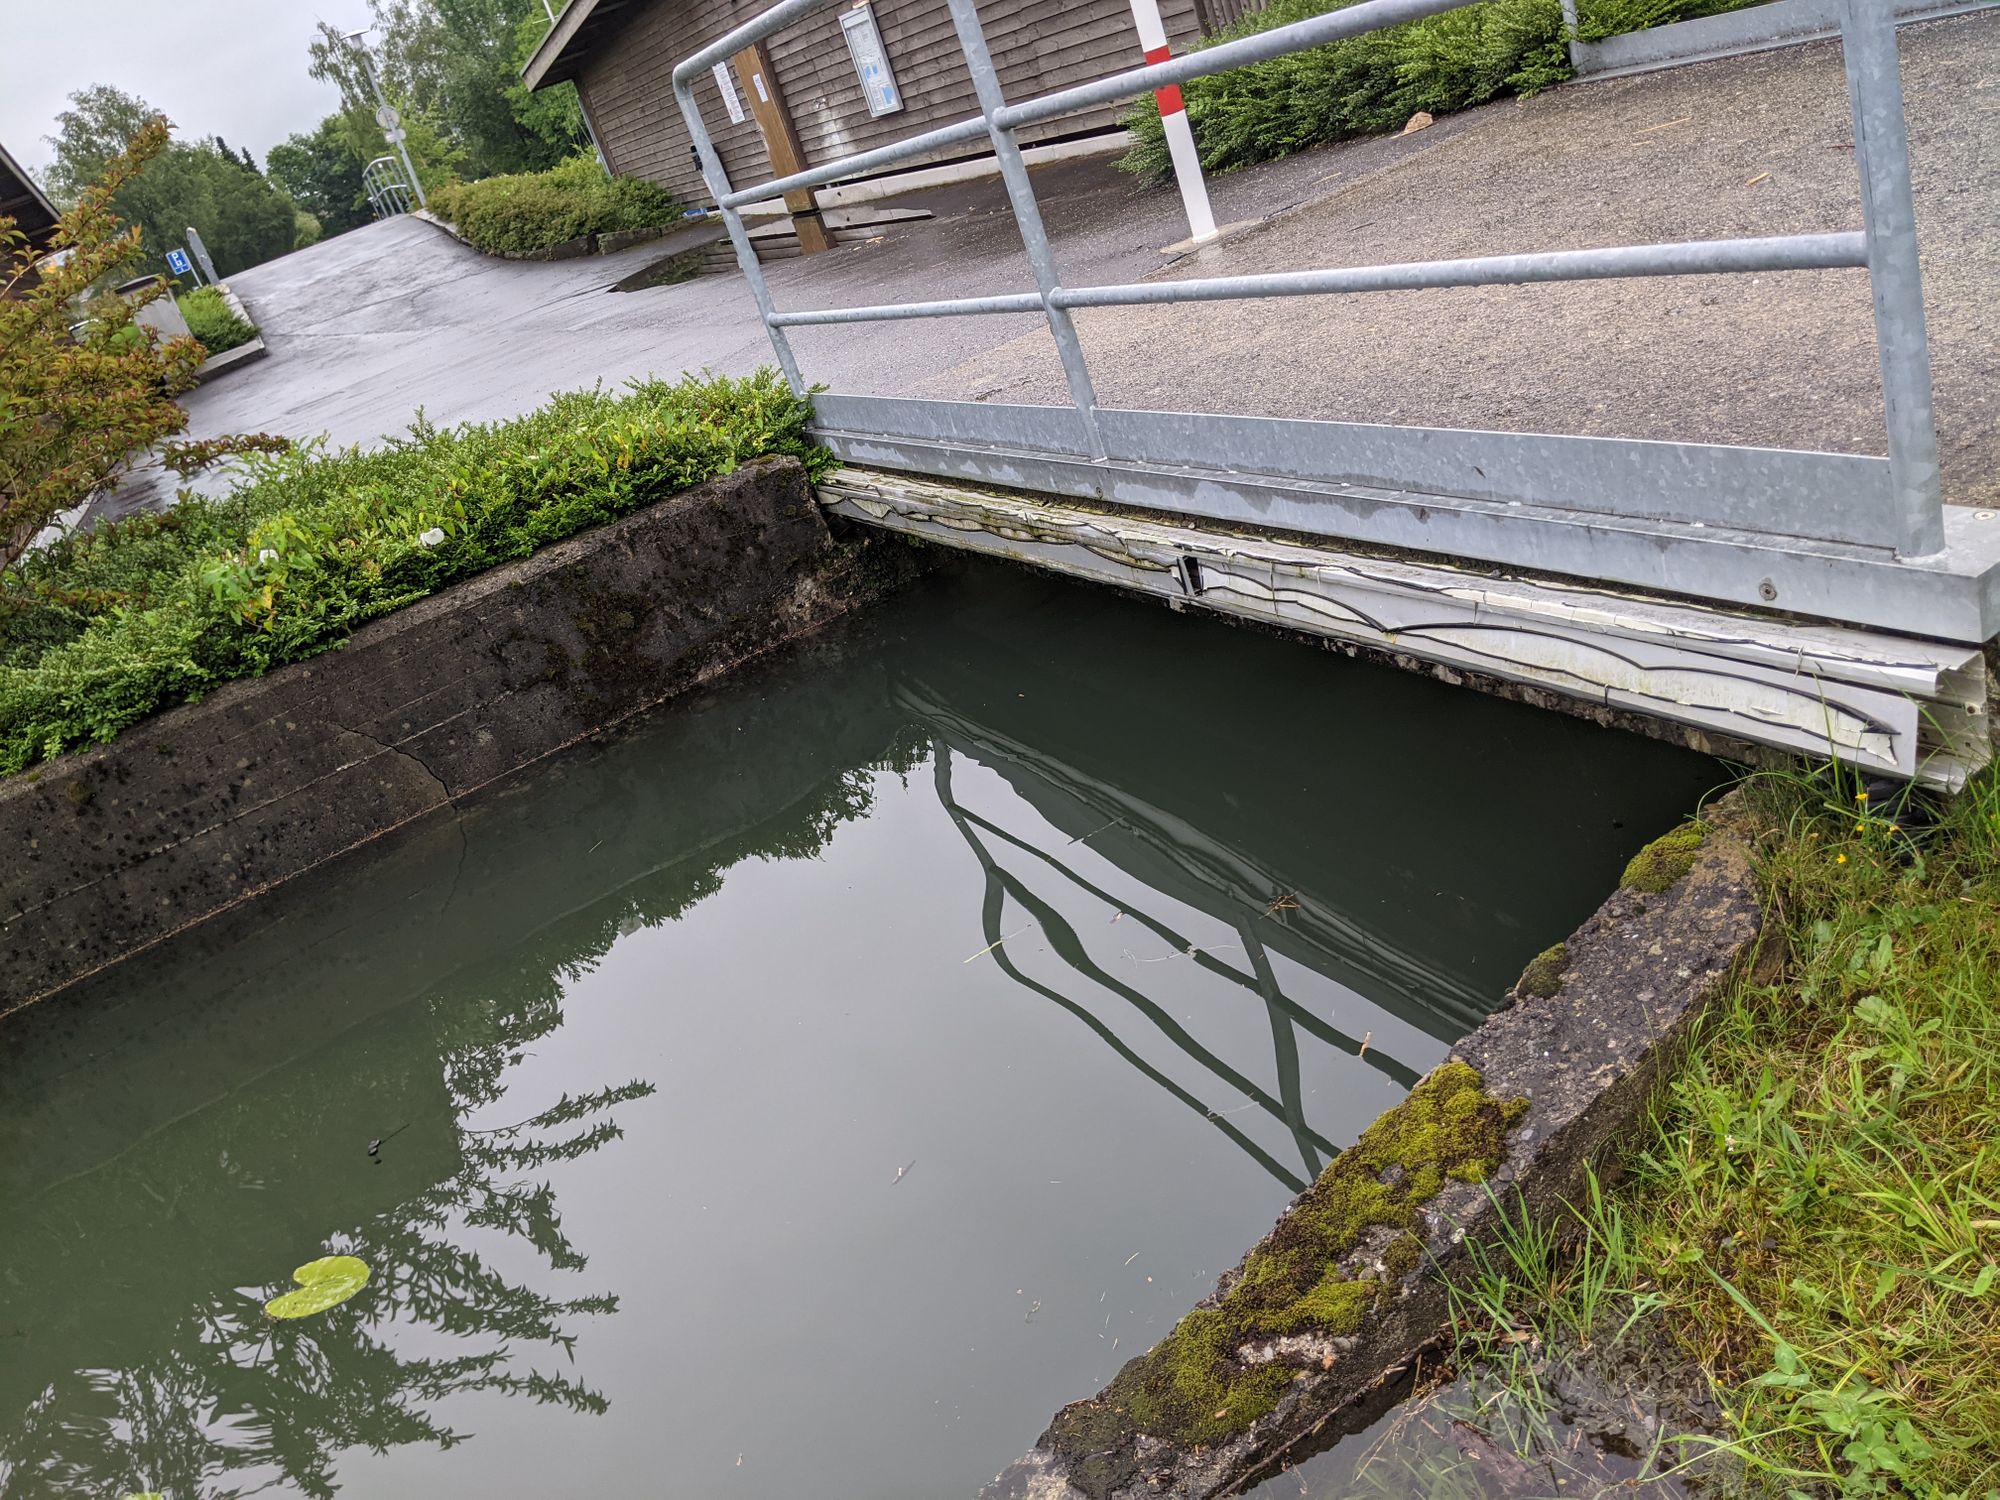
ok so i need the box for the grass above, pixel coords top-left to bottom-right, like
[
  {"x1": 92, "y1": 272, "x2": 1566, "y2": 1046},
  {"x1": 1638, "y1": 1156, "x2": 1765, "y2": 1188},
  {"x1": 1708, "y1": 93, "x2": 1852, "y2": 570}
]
[
  {"x1": 177, "y1": 285, "x2": 257, "y2": 356},
  {"x1": 1121, "y1": 0, "x2": 1773, "y2": 183},
  {"x1": 429, "y1": 154, "x2": 680, "y2": 256},
  {"x1": 0, "y1": 371, "x2": 828, "y2": 776},
  {"x1": 1446, "y1": 763, "x2": 2000, "y2": 1498}
]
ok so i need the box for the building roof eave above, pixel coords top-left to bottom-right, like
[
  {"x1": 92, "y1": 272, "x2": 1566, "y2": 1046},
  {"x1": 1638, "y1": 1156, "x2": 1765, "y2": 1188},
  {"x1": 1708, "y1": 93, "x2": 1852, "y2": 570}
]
[
  {"x1": 521, "y1": 0, "x2": 639, "y2": 91},
  {"x1": 0, "y1": 141, "x2": 59, "y2": 249}
]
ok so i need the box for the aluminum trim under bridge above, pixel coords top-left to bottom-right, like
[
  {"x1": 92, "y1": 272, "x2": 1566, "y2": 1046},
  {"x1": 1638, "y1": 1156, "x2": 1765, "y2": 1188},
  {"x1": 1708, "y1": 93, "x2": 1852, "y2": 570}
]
[{"x1": 673, "y1": 0, "x2": 1999, "y2": 786}]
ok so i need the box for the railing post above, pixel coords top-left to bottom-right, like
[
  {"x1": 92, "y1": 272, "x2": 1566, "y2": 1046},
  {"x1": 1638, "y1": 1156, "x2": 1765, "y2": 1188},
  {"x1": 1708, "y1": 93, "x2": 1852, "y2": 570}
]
[
  {"x1": 672, "y1": 74, "x2": 808, "y2": 394},
  {"x1": 942, "y1": 0, "x2": 1107, "y2": 457},
  {"x1": 1838, "y1": 0, "x2": 1945, "y2": 558}
]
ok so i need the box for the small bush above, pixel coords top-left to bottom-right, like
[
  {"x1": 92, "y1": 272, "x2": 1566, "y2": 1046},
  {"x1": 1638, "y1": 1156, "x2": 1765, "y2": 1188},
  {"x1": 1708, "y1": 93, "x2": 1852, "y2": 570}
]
[
  {"x1": 178, "y1": 285, "x2": 257, "y2": 355},
  {"x1": 0, "y1": 371, "x2": 826, "y2": 774},
  {"x1": 429, "y1": 155, "x2": 679, "y2": 256},
  {"x1": 1121, "y1": 0, "x2": 1768, "y2": 181}
]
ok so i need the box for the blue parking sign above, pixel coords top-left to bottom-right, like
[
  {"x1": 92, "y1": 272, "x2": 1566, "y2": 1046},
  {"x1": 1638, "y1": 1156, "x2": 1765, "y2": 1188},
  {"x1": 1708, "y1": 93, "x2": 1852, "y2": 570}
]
[{"x1": 166, "y1": 248, "x2": 192, "y2": 276}]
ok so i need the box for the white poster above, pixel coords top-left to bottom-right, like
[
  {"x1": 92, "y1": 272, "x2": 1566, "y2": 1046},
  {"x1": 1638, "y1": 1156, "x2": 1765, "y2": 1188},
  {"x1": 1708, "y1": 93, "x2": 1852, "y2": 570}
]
[{"x1": 712, "y1": 61, "x2": 746, "y2": 124}]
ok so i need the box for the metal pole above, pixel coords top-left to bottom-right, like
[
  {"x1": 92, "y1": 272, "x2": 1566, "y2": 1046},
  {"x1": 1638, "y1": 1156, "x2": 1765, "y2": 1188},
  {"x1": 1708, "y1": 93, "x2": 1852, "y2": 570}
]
[
  {"x1": 1838, "y1": 0, "x2": 1944, "y2": 557},
  {"x1": 1126, "y1": 0, "x2": 1217, "y2": 245},
  {"x1": 350, "y1": 35, "x2": 429, "y2": 211},
  {"x1": 671, "y1": 71, "x2": 806, "y2": 391},
  {"x1": 1558, "y1": 0, "x2": 1581, "y2": 71},
  {"x1": 943, "y1": 0, "x2": 1106, "y2": 456}
]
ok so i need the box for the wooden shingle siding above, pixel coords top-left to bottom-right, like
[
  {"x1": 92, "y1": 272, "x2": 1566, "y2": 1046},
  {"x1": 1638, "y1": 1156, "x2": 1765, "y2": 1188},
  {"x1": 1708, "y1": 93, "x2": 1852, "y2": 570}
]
[{"x1": 576, "y1": 0, "x2": 1203, "y2": 210}]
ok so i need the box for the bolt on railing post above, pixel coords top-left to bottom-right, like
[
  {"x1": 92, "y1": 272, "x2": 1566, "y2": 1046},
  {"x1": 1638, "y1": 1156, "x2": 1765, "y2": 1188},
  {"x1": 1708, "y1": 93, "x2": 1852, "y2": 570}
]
[
  {"x1": 1838, "y1": 0, "x2": 1945, "y2": 558},
  {"x1": 943, "y1": 0, "x2": 1108, "y2": 458},
  {"x1": 672, "y1": 75, "x2": 807, "y2": 394}
]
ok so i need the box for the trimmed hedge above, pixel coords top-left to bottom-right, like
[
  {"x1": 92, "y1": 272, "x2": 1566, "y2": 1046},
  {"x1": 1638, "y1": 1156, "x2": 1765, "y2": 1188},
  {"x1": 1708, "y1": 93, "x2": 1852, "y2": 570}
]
[
  {"x1": 1121, "y1": 0, "x2": 1767, "y2": 181},
  {"x1": 178, "y1": 286, "x2": 258, "y2": 356},
  {"x1": 429, "y1": 155, "x2": 680, "y2": 256},
  {"x1": 0, "y1": 372, "x2": 827, "y2": 775}
]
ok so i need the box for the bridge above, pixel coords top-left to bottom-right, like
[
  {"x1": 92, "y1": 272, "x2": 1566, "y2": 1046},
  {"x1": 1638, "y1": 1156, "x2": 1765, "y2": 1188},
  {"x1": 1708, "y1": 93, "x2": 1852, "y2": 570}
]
[{"x1": 673, "y1": 0, "x2": 1999, "y2": 788}]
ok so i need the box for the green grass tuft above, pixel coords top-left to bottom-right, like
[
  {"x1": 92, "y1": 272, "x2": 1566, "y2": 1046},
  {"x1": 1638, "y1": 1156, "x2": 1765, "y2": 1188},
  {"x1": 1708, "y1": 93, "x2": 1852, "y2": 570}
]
[
  {"x1": 0, "y1": 371, "x2": 826, "y2": 776},
  {"x1": 177, "y1": 286, "x2": 257, "y2": 356},
  {"x1": 1619, "y1": 822, "x2": 1703, "y2": 892},
  {"x1": 1451, "y1": 765, "x2": 2000, "y2": 1495},
  {"x1": 1515, "y1": 941, "x2": 1568, "y2": 998}
]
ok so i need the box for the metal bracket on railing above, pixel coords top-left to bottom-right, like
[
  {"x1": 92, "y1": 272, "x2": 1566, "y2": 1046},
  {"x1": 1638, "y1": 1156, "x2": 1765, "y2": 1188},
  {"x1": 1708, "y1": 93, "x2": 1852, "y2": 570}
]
[{"x1": 670, "y1": 0, "x2": 1951, "y2": 567}]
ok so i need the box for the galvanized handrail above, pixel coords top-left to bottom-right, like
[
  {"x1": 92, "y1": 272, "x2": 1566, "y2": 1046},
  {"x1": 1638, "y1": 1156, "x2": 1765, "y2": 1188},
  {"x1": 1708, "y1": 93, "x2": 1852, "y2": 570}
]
[{"x1": 672, "y1": 0, "x2": 1946, "y2": 557}]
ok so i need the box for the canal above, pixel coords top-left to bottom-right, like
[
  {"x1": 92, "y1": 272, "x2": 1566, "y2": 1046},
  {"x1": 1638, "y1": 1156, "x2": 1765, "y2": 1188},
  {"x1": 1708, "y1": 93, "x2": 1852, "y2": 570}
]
[{"x1": 0, "y1": 562, "x2": 1717, "y2": 1499}]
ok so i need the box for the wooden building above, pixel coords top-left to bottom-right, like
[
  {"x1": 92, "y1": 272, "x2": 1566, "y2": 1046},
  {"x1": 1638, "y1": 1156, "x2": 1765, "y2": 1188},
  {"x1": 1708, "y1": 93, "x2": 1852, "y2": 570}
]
[
  {"x1": 522, "y1": 0, "x2": 1236, "y2": 215},
  {"x1": 1, "y1": 143, "x2": 59, "y2": 252}
]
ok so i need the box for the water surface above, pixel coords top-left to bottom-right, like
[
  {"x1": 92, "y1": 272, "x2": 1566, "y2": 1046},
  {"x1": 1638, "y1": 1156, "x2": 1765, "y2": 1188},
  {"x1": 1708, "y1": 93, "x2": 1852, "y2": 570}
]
[{"x1": 0, "y1": 563, "x2": 1716, "y2": 1498}]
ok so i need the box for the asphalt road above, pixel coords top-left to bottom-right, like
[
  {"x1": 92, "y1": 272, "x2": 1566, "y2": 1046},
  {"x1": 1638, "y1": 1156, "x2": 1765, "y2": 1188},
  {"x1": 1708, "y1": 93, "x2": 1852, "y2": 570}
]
[{"x1": 148, "y1": 11, "x2": 1996, "y2": 520}]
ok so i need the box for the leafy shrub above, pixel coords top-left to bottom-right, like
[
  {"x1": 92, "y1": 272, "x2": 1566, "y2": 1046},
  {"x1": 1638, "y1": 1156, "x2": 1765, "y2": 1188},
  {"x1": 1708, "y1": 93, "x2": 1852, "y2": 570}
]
[
  {"x1": 177, "y1": 285, "x2": 257, "y2": 355},
  {"x1": 0, "y1": 371, "x2": 827, "y2": 774},
  {"x1": 429, "y1": 155, "x2": 679, "y2": 255},
  {"x1": 1121, "y1": 0, "x2": 1767, "y2": 181},
  {"x1": 1, "y1": 117, "x2": 285, "y2": 574}
]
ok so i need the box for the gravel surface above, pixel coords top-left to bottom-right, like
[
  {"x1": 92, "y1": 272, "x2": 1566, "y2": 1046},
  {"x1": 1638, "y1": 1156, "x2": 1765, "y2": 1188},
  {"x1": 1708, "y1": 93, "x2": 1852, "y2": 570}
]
[{"x1": 925, "y1": 12, "x2": 2000, "y2": 507}]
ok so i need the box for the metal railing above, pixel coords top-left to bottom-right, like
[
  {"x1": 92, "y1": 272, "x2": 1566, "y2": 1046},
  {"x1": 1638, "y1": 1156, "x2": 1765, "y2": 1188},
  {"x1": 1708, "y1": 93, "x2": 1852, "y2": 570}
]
[
  {"x1": 674, "y1": 0, "x2": 1947, "y2": 562},
  {"x1": 362, "y1": 156, "x2": 416, "y2": 219}
]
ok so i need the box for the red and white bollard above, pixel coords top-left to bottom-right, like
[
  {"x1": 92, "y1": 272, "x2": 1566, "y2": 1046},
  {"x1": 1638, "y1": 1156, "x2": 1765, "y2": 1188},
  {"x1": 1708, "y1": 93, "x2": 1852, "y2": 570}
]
[{"x1": 1127, "y1": 0, "x2": 1217, "y2": 244}]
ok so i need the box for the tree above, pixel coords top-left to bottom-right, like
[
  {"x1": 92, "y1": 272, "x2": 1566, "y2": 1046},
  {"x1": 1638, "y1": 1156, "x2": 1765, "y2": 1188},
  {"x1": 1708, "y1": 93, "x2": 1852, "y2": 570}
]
[
  {"x1": 308, "y1": 4, "x2": 589, "y2": 187},
  {"x1": 43, "y1": 87, "x2": 310, "y2": 277},
  {"x1": 267, "y1": 117, "x2": 373, "y2": 237},
  {"x1": 42, "y1": 85, "x2": 158, "y2": 203},
  {"x1": 0, "y1": 119, "x2": 286, "y2": 573},
  {"x1": 506, "y1": 9, "x2": 591, "y2": 161}
]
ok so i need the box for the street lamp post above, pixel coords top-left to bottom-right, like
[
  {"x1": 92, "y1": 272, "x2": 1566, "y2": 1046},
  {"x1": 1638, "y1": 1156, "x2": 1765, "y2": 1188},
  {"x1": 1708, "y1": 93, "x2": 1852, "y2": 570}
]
[{"x1": 343, "y1": 28, "x2": 428, "y2": 211}]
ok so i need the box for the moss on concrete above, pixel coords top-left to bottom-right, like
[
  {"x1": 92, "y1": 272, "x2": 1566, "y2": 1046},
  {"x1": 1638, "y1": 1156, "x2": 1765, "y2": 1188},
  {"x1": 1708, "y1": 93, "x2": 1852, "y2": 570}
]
[
  {"x1": 1049, "y1": 1063, "x2": 1526, "y2": 1459},
  {"x1": 1620, "y1": 823, "x2": 1705, "y2": 894},
  {"x1": 1516, "y1": 941, "x2": 1569, "y2": 998}
]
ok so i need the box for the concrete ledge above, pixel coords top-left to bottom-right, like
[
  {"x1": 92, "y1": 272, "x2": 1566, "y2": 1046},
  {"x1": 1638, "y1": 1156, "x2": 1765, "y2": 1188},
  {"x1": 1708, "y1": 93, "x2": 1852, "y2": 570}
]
[
  {"x1": 410, "y1": 209, "x2": 678, "y2": 261},
  {"x1": 193, "y1": 335, "x2": 267, "y2": 383},
  {"x1": 987, "y1": 811, "x2": 1763, "y2": 1499},
  {"x1": 0, "y1": 458, "x2": 911, "y2": 1010},
  {"x1": 1571, "y1": 0, "x2": 1996, "y2": 78}
]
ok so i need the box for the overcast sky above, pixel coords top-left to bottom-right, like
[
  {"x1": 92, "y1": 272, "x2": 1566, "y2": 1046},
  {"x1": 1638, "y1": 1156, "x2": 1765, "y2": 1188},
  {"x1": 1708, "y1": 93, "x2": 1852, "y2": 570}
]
[{"x1": 0, "y1": 0, "x2": 351, "y2": 181}]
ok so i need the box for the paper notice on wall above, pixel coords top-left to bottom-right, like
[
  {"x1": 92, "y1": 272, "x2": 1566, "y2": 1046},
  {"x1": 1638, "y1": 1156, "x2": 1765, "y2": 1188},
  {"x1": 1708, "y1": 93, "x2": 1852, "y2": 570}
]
[
  {"x1": 712, "y1": 62, "x2": 746, "y2": 124},
  {"x1": 839, "y1": 3, "x2": 903, "y2": 118},
  {"x1": 752, "y1": 72, "x2": 770, "y2": 103}
]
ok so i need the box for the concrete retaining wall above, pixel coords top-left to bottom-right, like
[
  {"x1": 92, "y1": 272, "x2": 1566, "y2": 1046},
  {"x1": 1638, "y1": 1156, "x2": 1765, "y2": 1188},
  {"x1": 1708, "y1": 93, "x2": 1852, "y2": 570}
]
[
  {"x1": 0, "y1": 457, "x2": 906, "y2": 1011},
  {"x1": 989, "y1": 810, "x2": 1765, "y2": 1499}
]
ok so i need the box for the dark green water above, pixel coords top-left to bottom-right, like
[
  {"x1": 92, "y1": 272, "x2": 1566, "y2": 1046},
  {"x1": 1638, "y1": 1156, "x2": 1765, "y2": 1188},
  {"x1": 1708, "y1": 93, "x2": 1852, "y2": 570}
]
[{"x1": 0, "y1": 563, "x2": 1717, "y2": 1499}]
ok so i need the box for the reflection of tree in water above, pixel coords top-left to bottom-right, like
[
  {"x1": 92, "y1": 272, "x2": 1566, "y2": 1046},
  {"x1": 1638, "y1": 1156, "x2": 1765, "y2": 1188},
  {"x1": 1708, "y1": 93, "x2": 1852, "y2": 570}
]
[
  {"x1": 0, "y1": 1075, "x2": 652, "y2": 1500},
  {"x1": 0, "y1": 749, "x2": 917, "y2": 1500}
]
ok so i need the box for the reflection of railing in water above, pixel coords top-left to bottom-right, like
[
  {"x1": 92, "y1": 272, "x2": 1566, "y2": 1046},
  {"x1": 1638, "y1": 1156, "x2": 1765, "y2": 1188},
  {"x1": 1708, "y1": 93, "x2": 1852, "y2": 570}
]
[
  {"x1": 903, "y1": 685, "x2": 1491, "y2": 1038},
  {"x1": 931, "y1": 730, "x2": 1437, "y2": 1191}
]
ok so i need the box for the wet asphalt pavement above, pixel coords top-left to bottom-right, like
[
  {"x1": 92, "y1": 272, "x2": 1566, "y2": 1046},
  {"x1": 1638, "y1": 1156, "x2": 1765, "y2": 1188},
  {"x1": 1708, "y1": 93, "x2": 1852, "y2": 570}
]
[{"x1": 142, "y1": 10, "x2": 1997, "y2": 519}]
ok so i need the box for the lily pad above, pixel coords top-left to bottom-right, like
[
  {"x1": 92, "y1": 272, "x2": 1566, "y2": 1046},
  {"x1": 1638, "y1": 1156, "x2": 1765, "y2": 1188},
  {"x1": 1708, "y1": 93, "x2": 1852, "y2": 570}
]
[{"x1": 264, "y1": 1255, "x2": 371, "y2": 1319}]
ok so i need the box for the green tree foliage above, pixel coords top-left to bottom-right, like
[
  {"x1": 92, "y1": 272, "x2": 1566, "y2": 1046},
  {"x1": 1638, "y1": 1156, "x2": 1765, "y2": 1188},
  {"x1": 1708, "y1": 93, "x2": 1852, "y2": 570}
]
[
  {"x1": 43, "y1": 86, "x2": 311, "y2": 275},
  {"x1": 0, "y1": 119, "x2": 286, "y2": 574},
  {"x1": 506, "y1": 10, "x2": 590, "y2": 159},
  {"x1": 307, "y1": 2, "x2": 589, "y2": 194},
  {"x1": 267, "y1": 117, "x2": 374, "y2": 237}
]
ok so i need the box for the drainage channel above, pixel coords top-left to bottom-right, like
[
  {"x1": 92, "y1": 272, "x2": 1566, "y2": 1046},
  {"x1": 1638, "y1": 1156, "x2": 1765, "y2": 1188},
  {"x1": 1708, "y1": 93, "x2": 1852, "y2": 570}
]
[{"x1": 0, "y1": 561, "x2": 1717, "y2": 1499}]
